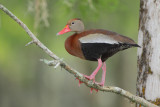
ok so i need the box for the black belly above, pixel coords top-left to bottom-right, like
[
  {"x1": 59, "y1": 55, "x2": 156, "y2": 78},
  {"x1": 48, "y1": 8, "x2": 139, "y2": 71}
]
[{"x1": 81, "y1": 43, "x2": 133, "y2": 62}]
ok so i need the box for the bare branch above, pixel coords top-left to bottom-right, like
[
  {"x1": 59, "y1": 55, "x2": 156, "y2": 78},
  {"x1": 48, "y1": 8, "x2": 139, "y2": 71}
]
[{"x1": 0, "y1": 4, "x2": 158, "y2": 107}]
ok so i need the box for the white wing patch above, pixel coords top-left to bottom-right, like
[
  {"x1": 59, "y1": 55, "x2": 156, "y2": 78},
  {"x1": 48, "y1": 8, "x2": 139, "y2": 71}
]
[{"x1": 79, "y1": 33, "x2": 119, "y2": 44}]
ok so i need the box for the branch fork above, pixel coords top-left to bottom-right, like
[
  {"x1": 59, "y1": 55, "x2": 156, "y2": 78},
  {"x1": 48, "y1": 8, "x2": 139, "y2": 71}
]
[
  {"x1": 25, "y1": 41, "x2": 34, "y2": 46},
  {"x1": 40, "y1": 59, "x2": 62, "y2": 68}
]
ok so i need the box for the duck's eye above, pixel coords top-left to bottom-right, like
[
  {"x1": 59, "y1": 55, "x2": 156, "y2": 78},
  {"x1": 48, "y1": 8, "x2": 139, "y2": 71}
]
[{"x1": 71, "y1": 22, "x2": 74, "y2": 24}]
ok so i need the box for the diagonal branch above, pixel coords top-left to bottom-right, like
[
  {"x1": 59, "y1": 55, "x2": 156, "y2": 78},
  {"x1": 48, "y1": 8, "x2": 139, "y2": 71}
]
[{"x1": 0, "y1": 4, "x2": 158, "y2": 107}]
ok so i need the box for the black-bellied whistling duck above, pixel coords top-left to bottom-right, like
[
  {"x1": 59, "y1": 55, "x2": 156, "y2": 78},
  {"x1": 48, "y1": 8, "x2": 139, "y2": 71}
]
[{"x1": 57, "y1": 18, "x2": 140, "y2": 92}]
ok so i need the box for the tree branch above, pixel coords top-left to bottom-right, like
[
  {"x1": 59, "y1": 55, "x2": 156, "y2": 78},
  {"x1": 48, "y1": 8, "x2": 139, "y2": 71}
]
[{"x1": 0, "y1": 4, "x2": 158, "y2": 107}]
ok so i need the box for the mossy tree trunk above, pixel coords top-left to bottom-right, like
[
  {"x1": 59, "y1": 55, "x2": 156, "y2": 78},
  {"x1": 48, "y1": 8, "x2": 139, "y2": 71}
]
[{"x1": 137, "y1": 0, "x2": 160, "y2": 106}]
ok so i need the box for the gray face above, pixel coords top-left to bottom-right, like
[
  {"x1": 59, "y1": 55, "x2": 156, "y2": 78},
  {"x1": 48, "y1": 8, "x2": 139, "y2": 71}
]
[{"x1": 69, "y1": 20, "x2": 85, "y2": 33}]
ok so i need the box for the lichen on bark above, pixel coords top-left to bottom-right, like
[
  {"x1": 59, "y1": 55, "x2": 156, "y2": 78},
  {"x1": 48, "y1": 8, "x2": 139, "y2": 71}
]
[{"x1": 137, "y1": 0, "x2": 160, "y2": 106}]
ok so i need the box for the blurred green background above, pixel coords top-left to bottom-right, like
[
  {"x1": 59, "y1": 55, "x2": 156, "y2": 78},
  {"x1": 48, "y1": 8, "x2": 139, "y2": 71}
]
[{"x1": 0, "y1": 0, "x2": 139, "y2": 107}]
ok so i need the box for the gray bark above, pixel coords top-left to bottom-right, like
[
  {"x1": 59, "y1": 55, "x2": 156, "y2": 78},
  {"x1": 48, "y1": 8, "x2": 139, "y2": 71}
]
[{"x1": 137, "y1": 0, "x2": 160, "y2": 106}]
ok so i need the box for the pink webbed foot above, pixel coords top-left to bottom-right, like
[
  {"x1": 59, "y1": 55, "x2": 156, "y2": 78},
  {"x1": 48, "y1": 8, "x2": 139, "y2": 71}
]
[
  {"x1": 83, "y1": 75, "x2": 95, "y2": 82},
  {"x1": 76, "y1": 58, "x2": 105, "y2": 93},
  {"x1": 95, "y1": 82, "x2": 104, "y2": 86},
  {"x1": 76, "y1": 77, "x2": 98, "y2": 93},
  {"x1": 84, "y1": 75, "x2": 105, "y2": 86}
]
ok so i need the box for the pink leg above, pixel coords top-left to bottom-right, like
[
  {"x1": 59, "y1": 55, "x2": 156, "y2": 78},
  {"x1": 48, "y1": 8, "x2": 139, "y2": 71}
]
[
  {"x1": 96, "y1": 62, "x2": 106, "y2": 86},
  {"x1": 84, "y1": 58, "x2": 102, "y2": 82}
]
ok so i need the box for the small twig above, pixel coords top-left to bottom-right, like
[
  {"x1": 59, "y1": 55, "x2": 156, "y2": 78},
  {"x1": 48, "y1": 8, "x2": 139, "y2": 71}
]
[
  {"x1": 25, "y1": 41, "x2": 34, "y2": 46},
  {"x1": 0, "y1": 4, "x2": 158, "y2": 107},
  {"x1": 40, "y1": 59, "x2": 60, "y2": 68}
]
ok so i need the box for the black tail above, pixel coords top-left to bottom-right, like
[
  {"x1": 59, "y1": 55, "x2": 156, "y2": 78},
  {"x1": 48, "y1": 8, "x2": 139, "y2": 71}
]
[
  {"x1": 117, "y1": 43, "x2": 141, "y2": 52},
  {"x1": 119, "y1": 43, "x2": 141, "y2": 49},
  {"x1": 130, "y1": 44, "x2": 141, "y2": 48}
]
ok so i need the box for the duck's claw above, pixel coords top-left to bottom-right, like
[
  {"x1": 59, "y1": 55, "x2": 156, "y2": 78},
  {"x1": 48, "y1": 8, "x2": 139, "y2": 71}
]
[
  {"x1": 83, "y1": 75, "x2": 95, "y2": 81},
  {"x1": 90, "y1": 88, "x2": 98, "y2": 94},
  {"x1": 76, "y1": 78, "x2": 83, "y2": 87},
  {"x1": 76, "y1": 75, "x2": 99, "y2": 93},
  {"x1": 95, "y1": 82, "x2": 104, "y2": 87}
]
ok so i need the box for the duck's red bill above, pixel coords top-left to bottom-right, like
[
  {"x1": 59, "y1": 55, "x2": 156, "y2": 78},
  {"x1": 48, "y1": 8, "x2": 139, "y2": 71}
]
[{"x1": 57, "y1": 25, "x2": 71, "y2": 35}]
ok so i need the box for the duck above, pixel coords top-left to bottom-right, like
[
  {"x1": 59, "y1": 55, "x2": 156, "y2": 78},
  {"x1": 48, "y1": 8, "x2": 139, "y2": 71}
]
[{"x1": 57, "y1": 18, "x2": 140, "y2": 91}]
